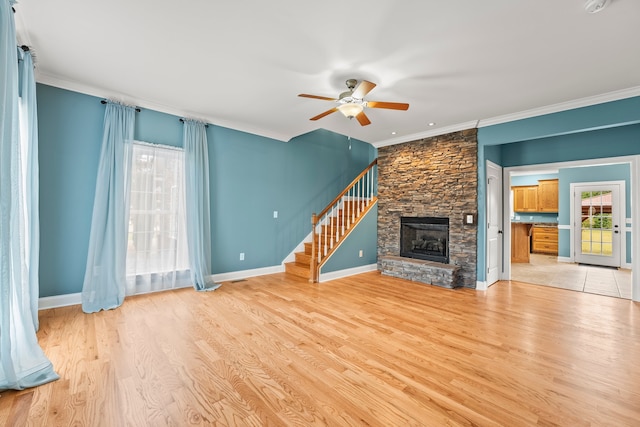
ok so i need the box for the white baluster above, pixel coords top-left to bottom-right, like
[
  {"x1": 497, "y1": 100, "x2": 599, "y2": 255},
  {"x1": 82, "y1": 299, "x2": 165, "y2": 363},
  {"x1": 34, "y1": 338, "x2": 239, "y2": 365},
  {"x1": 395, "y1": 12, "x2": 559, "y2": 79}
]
[
  {"x1": 353, "y1": 182, "x2": 357, "y2": 222},
  {"x1": 319, "y1": 221, "x2": 322, "y2": 262},
  {"x1": 347, "y1": 188, "x2": 351, "y2": 228},
  {"x1": 330, "y1": 205, "x2": 335, "y2": 248},
  {"x1": 323, "y1": 215, "x2": 328, "y2": 256},
  {"x1": 336, "y1": 203, "x2": 340, "y2": 242},
  {"x1": 368, "y1": 169, "x2": 371, "y2": 204},
  {"x1": 341, "y1": 196, "x2": 345, "y2": 236},
  {"x1": 358, "y1": 179, "x2": 362, "y2": 215}
]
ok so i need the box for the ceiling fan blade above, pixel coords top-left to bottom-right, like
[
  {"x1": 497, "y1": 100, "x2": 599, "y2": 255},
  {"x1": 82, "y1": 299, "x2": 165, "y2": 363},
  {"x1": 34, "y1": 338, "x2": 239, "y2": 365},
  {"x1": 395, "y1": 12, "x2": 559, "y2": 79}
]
[
  {"x1": 352, "y1": 80, "x2": 376, "y2": 99},
  {"x1": 366, "y1": 101, "x2": 410, "y2": 111},
  {"x1": 310, "y1": 107, "x2": 338, "y2": 121},
  {"x1": 298, "y1": 94, "x2": 338, "y2": 101},
  {"x1": 355, "y1": 111, "x2": 371, "y2": 126}
]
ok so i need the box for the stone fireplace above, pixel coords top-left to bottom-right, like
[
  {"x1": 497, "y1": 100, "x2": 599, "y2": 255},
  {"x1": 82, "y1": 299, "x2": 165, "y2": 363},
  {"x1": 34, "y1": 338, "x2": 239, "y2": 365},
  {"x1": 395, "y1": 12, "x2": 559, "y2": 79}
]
[{"x1": 377, "y1": 129, "x2": 478, "y2": 288}]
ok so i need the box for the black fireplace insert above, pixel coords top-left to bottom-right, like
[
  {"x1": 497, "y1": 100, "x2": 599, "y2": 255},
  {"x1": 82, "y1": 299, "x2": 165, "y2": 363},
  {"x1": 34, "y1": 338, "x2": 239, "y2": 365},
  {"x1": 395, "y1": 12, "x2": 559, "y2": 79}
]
[{"x1": 400, "y1": 217, "x2": 449, "y2": 263}]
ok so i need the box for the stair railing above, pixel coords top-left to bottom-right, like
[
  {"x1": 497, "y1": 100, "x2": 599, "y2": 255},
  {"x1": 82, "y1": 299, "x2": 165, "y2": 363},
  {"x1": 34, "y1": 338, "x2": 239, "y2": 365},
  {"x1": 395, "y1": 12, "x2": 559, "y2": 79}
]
[{"x1": 310, "y1": 159, "x2": 378, "y2": 282}]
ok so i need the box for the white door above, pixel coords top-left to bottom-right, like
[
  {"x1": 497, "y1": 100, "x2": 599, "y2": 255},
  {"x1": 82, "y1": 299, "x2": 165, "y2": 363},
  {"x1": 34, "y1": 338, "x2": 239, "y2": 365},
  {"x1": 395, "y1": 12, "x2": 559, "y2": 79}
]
[
  {"x1": 573, "y1": 183, "x2": 622, "y2": 267},
  {"x1": 486, "y1": 161, "x2": 503, "y2": 285}
]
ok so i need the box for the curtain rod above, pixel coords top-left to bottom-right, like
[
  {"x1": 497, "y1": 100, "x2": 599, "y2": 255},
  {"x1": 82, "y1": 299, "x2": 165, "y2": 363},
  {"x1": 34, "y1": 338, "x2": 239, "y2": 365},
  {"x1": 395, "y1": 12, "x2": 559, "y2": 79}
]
[
  {"x1": 179, "y1": 118, "x2": 209, "y2": 128},
  {"x1": 100, "y1": 100, "x2": 141, "y2": 112}
]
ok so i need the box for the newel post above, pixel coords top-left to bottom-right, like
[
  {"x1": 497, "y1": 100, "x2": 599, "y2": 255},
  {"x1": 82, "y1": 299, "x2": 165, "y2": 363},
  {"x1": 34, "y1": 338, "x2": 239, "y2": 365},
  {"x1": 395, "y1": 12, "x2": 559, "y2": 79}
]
[{"x1": 310, "y1": 213, "x2": 318, "y2": 283}]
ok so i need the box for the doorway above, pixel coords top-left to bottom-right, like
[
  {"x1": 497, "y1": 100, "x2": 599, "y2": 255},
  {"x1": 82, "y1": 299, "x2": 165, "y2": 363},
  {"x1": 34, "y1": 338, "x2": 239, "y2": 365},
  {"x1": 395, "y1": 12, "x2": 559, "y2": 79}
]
[
  {"x1": 572, "y1": 182, "x2": 624, "y2": 268},
  {"x1": 502, "y1": 158, "x2": 636, "y2": 301}
]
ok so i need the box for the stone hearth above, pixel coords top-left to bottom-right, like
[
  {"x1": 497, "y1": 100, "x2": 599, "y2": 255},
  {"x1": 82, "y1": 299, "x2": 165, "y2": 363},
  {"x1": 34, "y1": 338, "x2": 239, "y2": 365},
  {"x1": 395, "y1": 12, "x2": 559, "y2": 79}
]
[
  {"x1": 379, "y1": 256, "x2": 460, "y2": 289},
  {"x1": 377, "y1": 129, "x2": 478, "y2": 288}
]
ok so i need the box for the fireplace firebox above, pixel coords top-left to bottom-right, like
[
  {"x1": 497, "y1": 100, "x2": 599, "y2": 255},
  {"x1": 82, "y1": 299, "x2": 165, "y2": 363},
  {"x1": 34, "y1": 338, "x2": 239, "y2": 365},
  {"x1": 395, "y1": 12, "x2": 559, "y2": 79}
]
[{"x1": 400, "y1": 217, "x2": 449, "y2": 264}]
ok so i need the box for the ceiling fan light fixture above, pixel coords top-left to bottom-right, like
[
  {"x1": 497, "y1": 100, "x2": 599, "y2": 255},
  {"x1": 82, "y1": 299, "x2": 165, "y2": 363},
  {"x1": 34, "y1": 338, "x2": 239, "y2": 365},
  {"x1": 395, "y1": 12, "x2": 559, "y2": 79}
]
[{"x1": 338, "y1": 102, "x2": 364, "y2": 118}]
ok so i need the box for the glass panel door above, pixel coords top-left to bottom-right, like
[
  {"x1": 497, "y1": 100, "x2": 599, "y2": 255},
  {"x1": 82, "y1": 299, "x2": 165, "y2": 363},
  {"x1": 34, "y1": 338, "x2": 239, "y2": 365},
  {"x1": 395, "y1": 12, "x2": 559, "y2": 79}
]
[{"x1": 574, "y1": 184, "x2": 620, "y2": 267}]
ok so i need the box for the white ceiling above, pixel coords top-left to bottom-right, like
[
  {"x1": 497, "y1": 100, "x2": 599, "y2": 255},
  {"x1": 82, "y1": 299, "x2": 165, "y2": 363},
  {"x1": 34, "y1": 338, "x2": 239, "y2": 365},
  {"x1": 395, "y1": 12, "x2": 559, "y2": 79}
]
[{"x1": 13, "y1": 0, "x2": 640, "y2": 146}]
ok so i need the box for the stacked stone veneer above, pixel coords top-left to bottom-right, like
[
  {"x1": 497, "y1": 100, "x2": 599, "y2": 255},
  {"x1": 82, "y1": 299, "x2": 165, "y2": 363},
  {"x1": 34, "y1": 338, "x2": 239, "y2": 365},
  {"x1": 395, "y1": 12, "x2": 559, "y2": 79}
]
[
  {"x1": 379, "y1": 256, "x2": 460, "y2": 289},
  {"x1": 377, "y1": 129, "x2": 478, "y2": 288}
]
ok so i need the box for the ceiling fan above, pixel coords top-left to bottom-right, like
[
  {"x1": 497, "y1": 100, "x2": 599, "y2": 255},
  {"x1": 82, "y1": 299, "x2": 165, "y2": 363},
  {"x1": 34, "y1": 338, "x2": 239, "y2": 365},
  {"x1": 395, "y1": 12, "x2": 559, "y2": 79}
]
[{"x1": 298, "y1": 79, "x2": 409, "y2": 126}]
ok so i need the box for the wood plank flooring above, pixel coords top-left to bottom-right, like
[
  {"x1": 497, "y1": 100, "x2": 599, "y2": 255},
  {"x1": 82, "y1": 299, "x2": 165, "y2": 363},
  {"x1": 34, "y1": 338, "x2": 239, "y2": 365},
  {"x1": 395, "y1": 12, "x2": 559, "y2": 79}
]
[{"x1": 1, "y1": 272, "x2": 639, "y2": 426}]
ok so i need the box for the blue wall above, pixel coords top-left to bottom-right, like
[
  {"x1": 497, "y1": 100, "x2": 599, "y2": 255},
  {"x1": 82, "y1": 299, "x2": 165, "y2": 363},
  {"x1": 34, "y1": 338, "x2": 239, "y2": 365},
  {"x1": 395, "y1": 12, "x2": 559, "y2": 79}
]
[
  {"x1": 510, "y1": 173, "x2": 558, "y2": 186},
  {"x1": 37, "y1": 83, "x2": 640, "y2": 293},
  {"x1": 479, "y1": 96, "x2": 640, "y2": 146},
  {"x1": 321, "y1": 204, "x2": 378, "y2": 273},
  {"x1": 37, "y1": 84, "x2": 377, "y2": 297},
  {"x1": 477, "y1": 96, "x2": 640, "y2": 282}
]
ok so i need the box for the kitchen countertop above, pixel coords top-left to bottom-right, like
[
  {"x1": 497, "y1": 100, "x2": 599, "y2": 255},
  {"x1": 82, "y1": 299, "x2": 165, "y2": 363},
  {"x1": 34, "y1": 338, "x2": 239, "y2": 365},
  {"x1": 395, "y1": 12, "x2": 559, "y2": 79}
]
[{"x1": 511, "y1": 222, "x2": 558, "y2": 227}]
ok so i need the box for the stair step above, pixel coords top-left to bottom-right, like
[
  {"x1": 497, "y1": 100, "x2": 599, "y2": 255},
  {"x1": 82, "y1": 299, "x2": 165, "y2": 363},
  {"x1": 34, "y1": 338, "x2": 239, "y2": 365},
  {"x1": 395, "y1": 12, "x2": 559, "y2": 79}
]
[
  {"x1": 303, "y1": 236, "x2": 343, "y2": 255},
  {"x1": 285, "y1": 262, "x2": 310, "y2": 279},
  {"x1": 295, "y1": 252, "x2": 311, "y2": 266}
]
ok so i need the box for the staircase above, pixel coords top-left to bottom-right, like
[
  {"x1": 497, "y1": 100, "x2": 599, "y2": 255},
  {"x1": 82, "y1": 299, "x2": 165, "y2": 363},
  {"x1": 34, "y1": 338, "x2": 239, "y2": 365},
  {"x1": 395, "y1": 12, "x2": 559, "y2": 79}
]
[{"x1": 285, "y1": 160, "x2": 378, "y2": 282}]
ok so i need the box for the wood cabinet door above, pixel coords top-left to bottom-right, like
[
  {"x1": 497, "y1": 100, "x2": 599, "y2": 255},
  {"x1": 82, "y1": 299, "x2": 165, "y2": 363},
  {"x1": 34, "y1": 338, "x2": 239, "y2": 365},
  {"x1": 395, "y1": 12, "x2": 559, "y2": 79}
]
[
  {"x1": 513, "y1": 187, "x2": 526, "y2": 212},
  {"x1": 524, "y1": 187, "x2": 538, "y2": 211},
  {"x1": 513, "y1": 186, "x2": 538, "y2": 212},
  {"x1": 538, "y1": 179, "x2": 558, "y2": 212}
]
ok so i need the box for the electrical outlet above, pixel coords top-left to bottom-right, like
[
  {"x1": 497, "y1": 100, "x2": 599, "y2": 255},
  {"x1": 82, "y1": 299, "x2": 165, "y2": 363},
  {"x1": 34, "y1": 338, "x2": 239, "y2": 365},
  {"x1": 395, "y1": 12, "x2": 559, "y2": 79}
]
[
  {"x1": 239, "y1": 252, "x2": 244, "y2": 261},
  {"x1": 273, "y1": 211, "x2": 278, "y2": 218},
  {"x1": 359, "y1": 250, "x2": 363, "y2": 257}
]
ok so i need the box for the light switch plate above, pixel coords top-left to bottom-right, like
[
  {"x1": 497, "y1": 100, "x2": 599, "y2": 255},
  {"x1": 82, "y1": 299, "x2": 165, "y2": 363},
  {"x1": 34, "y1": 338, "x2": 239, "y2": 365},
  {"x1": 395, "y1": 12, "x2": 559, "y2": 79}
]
[{"x1": 464, "y1": 213, "x2": 476, "y2": 225}]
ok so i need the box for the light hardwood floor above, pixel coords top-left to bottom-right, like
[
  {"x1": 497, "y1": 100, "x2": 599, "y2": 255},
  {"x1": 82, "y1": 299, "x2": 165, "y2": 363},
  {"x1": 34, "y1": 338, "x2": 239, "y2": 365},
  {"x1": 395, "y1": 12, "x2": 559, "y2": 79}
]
[{"x1": 1, "y1": 272, "x2": 639, "y2": 426}]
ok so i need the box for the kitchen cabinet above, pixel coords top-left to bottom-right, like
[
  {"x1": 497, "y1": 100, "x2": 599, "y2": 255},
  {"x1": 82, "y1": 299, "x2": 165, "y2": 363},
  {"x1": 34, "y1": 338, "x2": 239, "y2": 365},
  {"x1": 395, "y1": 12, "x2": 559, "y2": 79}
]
[
  {"x1": 513, "y1": 186, "x2": 538, "y2": 212},
  {"x1": 532, "y1": 226, "x2": 558, "y2": 255},
  {"x1": 537, "y1": 179, "x2": 558, "y2": 212},
  {"x1": 512, "y1": 179, "x2": 558, "y2": 213},
  {"x1": 511, "y1": 223, "x2": 531, "y2": 263}
]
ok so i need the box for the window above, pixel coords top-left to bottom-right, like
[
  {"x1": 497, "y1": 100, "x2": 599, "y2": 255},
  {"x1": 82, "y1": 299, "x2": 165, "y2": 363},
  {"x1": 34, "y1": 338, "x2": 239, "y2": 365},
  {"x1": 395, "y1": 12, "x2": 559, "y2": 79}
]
[{"x1": 126, "y1": 142, "x2": 190, "y2": 294}]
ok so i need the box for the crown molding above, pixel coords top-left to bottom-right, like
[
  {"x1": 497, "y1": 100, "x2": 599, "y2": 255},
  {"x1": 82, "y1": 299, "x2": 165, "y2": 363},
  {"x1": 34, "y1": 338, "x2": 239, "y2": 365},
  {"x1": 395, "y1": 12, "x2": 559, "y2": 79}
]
[
  {"x1": 372, "y1": 86, "x2": 640, "y2": 148},
  {"x1": 35, "y1": 69, "x2": 640, "y2": 148},
  {"x1": 34, "y1": 71, "x2": 292, "y2": 143},
  {"x1": 478, "y1": 86, "x2": 640, "y2": 128}
]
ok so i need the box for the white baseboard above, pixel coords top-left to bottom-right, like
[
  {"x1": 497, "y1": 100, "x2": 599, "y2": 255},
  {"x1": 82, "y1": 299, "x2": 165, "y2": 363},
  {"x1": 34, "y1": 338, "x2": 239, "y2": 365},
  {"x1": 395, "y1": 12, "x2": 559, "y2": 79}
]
[
  {"x1": 318, "y1": 263, "x2": 378, "y2": 282},
  {"x1": 39, "y1": 292, "x2": 82, "y2": 310},
  {"x1": 476, "y1": 281, "x2": 488, "y2": 291},
  {"x1": 211, "y1": 265, "x2": 285, "y2": 282},
  {"x1": 557, "y1": 256, "x2": 573, "y2": 263},
  {"x1": 38, "y1": 265, "x2": 286, "y2": 310}
]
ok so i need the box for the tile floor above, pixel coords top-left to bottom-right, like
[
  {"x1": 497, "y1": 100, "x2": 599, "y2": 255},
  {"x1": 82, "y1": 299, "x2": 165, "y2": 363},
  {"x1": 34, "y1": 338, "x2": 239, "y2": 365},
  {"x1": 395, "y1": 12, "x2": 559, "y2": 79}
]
[{"x1": 511, "y1": 253, "x2": 632, "y2": 299}]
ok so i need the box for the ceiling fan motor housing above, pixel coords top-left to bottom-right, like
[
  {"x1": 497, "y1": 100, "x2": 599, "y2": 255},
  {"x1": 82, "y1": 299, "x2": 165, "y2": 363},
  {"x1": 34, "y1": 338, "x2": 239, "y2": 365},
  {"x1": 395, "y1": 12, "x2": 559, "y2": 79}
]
[
  {"x1": 345, "y1": 79, "x2": 358, "y2": 90},
  {"x1": 339, "y1": 79, "x2": 359, "y2": 102}
]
